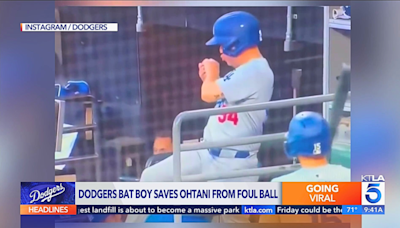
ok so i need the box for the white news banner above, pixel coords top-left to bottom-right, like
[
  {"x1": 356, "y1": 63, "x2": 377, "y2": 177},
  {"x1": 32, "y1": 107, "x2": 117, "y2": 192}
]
[
  {"x1": 21, "y1": 23, "x2": 118, "y2": 32},
  {"x1": 75, "y1": 182, "x2": 282, "y2": 206}
]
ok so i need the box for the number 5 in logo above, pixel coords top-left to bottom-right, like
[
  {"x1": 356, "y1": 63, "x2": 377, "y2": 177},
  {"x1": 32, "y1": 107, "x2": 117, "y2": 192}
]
[{"x1": 366, "y1": 183, "x2": 381, "y2": 204}]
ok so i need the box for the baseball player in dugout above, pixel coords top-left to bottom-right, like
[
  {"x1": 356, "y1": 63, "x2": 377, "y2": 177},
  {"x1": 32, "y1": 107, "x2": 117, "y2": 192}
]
[
  {"x1": 259, "y1": 112, "x2": 359, "y2": 226},
  {"x1": 135, "y1": 11, "x2": 274, "y2": 223}
]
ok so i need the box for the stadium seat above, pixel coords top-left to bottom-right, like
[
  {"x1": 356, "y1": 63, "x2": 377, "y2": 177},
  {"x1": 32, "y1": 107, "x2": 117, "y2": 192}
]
[
  {"x1": 145, "y1": 153, "x2": 171, "y2": 168},
  {"x1": 145, "y1": 214, "x2": 211, "y2": 223},
  {"x1": 120, "y1": 153, "x2": 171, "y2": 182}
]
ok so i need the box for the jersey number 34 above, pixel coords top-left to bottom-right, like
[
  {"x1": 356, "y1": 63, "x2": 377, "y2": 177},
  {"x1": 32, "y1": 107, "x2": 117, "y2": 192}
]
[{"x1": 218, "y1": 104, "x2": 238, "y2": 125}]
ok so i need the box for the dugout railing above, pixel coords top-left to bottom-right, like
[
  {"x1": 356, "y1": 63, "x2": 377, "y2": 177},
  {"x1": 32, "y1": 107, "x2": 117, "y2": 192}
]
[
  {"x1": 55, "y1": 95, "x2": 102, "y2": 182},
  {"x1": 171, "y1": 92, "x2": 351, "y2": 223}
]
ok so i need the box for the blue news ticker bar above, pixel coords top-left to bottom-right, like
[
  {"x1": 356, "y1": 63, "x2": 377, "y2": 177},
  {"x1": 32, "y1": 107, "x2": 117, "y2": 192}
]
[
  {"x1": 75, "y1": 205, "x2": 385, "y2": 215},
  {"x1": 78, "y1": 205, "x2": 242, "y2": 215},
  {"x1": 78, "y1": 205, "x2": 380, "y2": 215},
  {"x1": 362, "y1": 206, "x2": 385, "y2": 215},
  {"x1": 342, "y1": 205, "x2": 363, "y2": 215}
]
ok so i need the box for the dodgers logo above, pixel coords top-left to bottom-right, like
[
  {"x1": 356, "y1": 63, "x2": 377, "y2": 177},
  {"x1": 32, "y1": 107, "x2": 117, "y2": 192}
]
[
  {"x1": 21, "y1": 182, "x2": 76, "y2": 205},
  {"x1": 215, "y1": 99, "x2": 227, "y2": 108},
  {"x1": 29, "y1": 183, "x2": 65, "y2": 203},
  {"x1": 361, "y1": 175, "x2": 385, "y2": 205}
]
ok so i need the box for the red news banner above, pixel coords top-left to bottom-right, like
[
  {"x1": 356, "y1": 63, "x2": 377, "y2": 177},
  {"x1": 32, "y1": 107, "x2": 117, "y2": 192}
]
[
  {"x1": 281, "y1": 182, "x2": 361, "y2": 205},
  {"x1": 20, "y1": 204, "x2": 77, "y2": 215}
]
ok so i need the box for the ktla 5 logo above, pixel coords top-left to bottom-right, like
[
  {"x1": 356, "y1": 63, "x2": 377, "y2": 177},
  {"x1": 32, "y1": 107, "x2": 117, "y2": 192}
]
[{"x1": 361, "y1": 175, "x2": 385, "y2": 205}]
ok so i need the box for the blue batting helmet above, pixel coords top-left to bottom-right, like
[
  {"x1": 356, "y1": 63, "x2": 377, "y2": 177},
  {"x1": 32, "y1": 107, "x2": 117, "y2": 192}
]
[
  {"x1": 343, "y1": 6, "x2": 351, "y2": 17},
  {"x1": 206, "y1": 11, "x2": 262, "y2": 57},
  {"x1": 284, "y1": 111, "x2": 331, "y2": 158}
]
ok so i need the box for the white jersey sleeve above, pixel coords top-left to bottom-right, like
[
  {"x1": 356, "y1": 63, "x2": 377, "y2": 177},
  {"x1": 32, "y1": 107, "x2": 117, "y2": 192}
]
[{"x1": 216, "y1": 59, "x2": 274, "y2": 104}]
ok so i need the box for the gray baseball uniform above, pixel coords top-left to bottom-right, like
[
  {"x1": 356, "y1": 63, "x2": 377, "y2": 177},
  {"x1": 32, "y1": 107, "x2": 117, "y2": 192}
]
[
  {"x1": 140, "y1": 58, "x2": 274, "y2": 182},
  {"x1": 203, "y1": 57, "x2": 274, "y2": 154}
]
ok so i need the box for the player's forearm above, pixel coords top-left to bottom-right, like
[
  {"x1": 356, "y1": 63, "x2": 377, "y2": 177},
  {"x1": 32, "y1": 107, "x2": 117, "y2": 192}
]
[{"x1": 201, "y1": 78, "x2": 224, "y2": 103}]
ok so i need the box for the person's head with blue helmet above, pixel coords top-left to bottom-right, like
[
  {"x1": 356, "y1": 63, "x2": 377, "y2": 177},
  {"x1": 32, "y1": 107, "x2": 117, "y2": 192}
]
[
  {"x1": 284, "y1": 111, "x2": 331, "y2": 165},
  {"x1": 206, "y1": 11, "x2": 263, "y2": 68}
]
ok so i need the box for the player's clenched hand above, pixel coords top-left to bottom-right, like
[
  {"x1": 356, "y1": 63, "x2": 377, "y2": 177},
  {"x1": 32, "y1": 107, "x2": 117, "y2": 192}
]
[
  {"x1": 202, "y1": 58, "x2": 220, "y2": 81},
  {"x1": 198, "y1": 63, "x2": 206, "y2": 81}
]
